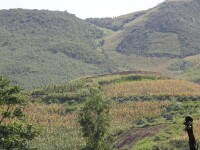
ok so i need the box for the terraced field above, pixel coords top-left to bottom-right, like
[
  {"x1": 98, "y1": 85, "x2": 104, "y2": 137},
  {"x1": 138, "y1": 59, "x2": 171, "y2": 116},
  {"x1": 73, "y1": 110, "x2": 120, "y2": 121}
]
[
  {"x1": 25, "y1": 71, "x2": 200, "y2": 149},
  {"x1": 105, "y1": 80, "x2": 200, "y2": 98}
]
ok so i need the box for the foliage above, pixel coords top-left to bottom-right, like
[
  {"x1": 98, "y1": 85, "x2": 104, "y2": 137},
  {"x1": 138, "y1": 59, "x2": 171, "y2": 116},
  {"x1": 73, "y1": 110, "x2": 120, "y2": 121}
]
[
  {"x1": 0, "y1": 76, "x2": 39, "y2": 149},
  {"x1": 79, "y1": 88, "x2": 112, "y2": 150}
]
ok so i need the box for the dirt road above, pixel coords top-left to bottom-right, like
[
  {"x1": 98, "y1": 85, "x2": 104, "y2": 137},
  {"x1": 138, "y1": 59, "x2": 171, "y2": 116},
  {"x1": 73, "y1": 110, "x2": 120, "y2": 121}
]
[{"x1": 116, "y1": 124, "x2": 167, "y2": 149}]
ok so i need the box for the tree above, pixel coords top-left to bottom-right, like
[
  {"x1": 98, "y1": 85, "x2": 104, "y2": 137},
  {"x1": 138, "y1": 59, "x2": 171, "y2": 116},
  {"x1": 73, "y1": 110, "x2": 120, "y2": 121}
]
[
  {"x1": 79, "y1": 88, "x2": 112, "y2": 150},
  {"x1": 0, "y1": 76, "x2": 39, "y2": 149}
]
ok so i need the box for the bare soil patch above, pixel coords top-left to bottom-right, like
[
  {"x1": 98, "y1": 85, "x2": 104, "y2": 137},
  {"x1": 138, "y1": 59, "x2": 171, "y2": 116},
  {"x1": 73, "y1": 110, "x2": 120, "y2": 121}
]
[{"x1": 116, "y1": 124, "x2": 167, "y2": 149}]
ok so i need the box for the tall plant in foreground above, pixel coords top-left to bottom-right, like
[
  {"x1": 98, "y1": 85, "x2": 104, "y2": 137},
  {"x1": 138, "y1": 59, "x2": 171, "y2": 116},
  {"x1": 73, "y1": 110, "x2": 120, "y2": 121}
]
[
  {"x1": 0, "y1": 76, "x2": 39, "y2": 149},
  {"x1": 79, "y1": 88, "x2": 112, "y2": 150}
]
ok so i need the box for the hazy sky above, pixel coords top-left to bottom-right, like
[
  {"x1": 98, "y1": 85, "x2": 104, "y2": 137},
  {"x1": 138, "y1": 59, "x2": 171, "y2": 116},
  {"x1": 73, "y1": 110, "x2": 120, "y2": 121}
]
[{"x1": 0, "y1": 0, "x2": 165, "y2": 19}]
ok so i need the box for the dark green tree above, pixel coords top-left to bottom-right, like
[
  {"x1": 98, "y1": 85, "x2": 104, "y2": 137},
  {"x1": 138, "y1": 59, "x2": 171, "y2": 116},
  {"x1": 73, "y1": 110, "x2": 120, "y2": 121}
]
[
  {"x1": 0, "y1": 76, "x2": 39, "y2": 150},
  {"x1": 79, "y1": 88, "x2": 112, "y2": 150}
]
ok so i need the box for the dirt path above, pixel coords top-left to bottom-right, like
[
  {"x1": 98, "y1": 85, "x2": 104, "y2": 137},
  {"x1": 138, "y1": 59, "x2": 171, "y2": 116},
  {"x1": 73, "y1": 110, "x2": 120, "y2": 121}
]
[{"x1": 116, "y1": 124, "x2": 167, "y2": 149}]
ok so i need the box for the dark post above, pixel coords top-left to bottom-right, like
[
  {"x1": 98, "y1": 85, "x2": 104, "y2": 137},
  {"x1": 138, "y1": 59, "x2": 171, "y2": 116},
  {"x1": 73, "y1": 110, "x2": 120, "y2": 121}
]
[{"x1": 184, "y1": 116, "x2": 198, "y2": 150}]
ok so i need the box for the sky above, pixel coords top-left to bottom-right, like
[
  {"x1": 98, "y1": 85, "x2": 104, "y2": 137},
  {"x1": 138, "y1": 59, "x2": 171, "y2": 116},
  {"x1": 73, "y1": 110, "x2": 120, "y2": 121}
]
[{"x1": 0, "y1": 0, "x2": 165, "y2": 19}]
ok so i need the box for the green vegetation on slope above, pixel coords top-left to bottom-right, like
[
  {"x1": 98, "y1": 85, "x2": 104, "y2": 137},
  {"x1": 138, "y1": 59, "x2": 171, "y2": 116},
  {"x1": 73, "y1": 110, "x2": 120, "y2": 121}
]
[
  {"x1": 0, "y1": 9, "x2": 173, "y2": 89},
  {"x1": 168, "y1": 55, "x2": 200, "y2": 82},
  {"x1": 90, "y1": 0, "x2": 200, "y2": 83},
  {"x1": 0, "y1": 9, "x2": 105, "y2": 63},
  {"x1": 87, "y1": 0, "x2": 200, "y2": 59},
  {"x1": 2, "y1": 0, "x2": 200, "y2": 88},
  {"x1": 0, "y1": 9, "x2": 109, "y2": 88},
  {"x1": 116, "y1": 0, "x2": 200, "y2": 58}
]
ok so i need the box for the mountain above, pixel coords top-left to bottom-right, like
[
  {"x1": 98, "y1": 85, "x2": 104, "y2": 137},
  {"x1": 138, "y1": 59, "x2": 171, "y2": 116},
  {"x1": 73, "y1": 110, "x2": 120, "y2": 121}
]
[
  {"x1": 88, "y1": 0, "x2": 200, "y2": 58},
  {"x1": 87, "y1": 0, "x2": 200, "y2": 82},
  {"x1": 0, "y1": 9, "x2": 110, "y2": 88},
  {"x1": 0, "y1": 9, "x2": 106, "y2": 63},
  {"x1": 1, "y1": 0, "x2": 200, "y2": 88},
  {"x1": 117, "y1": 0, "x2": 200, "y2": 58}
]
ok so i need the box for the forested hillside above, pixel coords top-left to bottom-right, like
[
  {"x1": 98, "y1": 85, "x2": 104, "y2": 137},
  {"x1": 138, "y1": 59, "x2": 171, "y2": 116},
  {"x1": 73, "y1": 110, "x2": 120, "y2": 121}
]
[
  {"x1": 0, "y1": 9, "x2": 108, "y2": 88},
  {"x1": 87, "y1": 0, "x2": 200, "y2": 83},
  {"x1": 1, "y1": 0, "x2": 200, "y2": 88},
  {"x1": 88, "y1": 0, "x2": 200, "y2": 58}
]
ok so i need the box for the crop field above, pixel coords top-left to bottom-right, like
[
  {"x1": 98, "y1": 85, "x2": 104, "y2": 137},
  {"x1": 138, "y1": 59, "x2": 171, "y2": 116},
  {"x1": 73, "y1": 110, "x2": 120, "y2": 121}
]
[
  {"x1": 111, "y1": 101, "x2": 171, "y2": 132},
  {"x1": 25, "y1": 103, "x2": 84, "y2": 149},
  {"x1": 23, "y1": 72, "x2": 200, "y2": 149},
  {"x1": 24, "y1": 100, "x2": 171, "y2": 149},
  {"x1": 104, "y1": 79, "x2": 200, "y2": 98}
]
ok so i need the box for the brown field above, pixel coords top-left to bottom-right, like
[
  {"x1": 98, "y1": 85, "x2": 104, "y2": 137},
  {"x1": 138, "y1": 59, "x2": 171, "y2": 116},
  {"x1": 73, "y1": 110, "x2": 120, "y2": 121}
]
[
  {"x1": 23, "y1": 100, "x2": 171, "y2": 149},
  {"x1": 104, "y1": 80, "x2": 200, "y2": 98}
]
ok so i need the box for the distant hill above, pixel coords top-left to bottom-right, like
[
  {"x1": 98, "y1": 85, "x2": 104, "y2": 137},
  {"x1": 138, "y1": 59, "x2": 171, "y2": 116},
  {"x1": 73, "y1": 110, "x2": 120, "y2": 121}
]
[
  {"x1": 118, "y1": 0, "x2": 200, "y2": 58},
  {"x1": 88, "y1": 0, "x2": 200, "y2": 58},
  {"x1": 1, "y1": 0, "x2": 200, "y2": 88},
  {"x1": 0, "y1": 9, "x2": 106, "y2": 63},
  {"x1": 85, "y1": 10, "x2": 147, "y2": 31},
  {"x1": 0, "y1": 9, "x2": 109, "y2": 88},
  {"x1": 86, "y1": 0, "x2": 200, "y2": 83}
]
